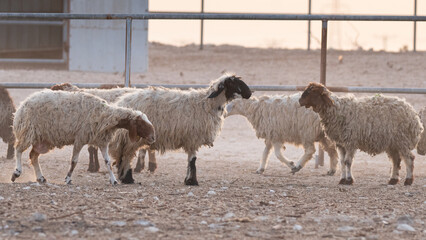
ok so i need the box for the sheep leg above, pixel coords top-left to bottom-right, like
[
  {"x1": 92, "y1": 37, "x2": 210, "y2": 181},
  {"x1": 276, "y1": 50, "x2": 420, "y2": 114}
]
[
  {"x1": 134, "y1": 149, "x2": 146, "y2": 173},
  {"x1": 292, "y1": 143, "x2": 315, "y2": 174},
  {"x1": 256, "y1": 141, "x2": 272, "y2": 174},
  {"x1": 148, "y1": 149, "x2": 157, "y2": 173},
  {"x1": 99, "y1": 145, "x2": 118, "y2": 185},
  {"x1": 11, "y1": 150, "x2": 24, "y2": 182},
  {"x1": 337, "y1": 145, "x2": 347, "y2": 184},
  {"x1": 6, "y1": 143, "x2": 14, "y2": 159},
  {"x1": 341, "y1": 149, "x2": 356, "y2": 185},
  {"x1": 65, "y1": 145, "x2": 83, "y2": 184},
  {"x1": 319, "y1": 137, "x2": 338, "y2": 176},
  {"x1": 184, "y1": 152, "x2": 198, "y2": 186},
  {"x1": 401, "y1": 150, "x2": 415, "y2": 186},
  {"x1": 29, "y1": 148, "x2": 46, "y2": 183},
  {"x1": 87, "y1": 146, "x2": 100, "y2": 172},
  {"x1": 271, "y1": 142, "x2": 295, "y2": 172},
  {"x1": 386, "y1": 149, "x2": 401, "y2": 185}
]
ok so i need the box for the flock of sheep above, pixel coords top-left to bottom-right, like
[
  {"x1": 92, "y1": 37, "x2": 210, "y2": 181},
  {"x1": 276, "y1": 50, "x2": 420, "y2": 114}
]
[{"x1": 1, "y1": 74, "x2": 425, "y2": 186}]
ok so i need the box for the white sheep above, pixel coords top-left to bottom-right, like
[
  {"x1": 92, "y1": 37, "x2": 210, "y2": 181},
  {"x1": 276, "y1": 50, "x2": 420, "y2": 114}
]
[
  {"x1": 225, "y1": 93, "x2": 338, "y2": 175},
  {"x1": 0, "y1": 86, "x2": 16, "y2": 159},
  {"x1": 11, "y1": 90, "x2": 155, "y2": 185},
  {"x1": 109, "y1": 74, "x2": 252, "y2": 185},
  {"x1": 50, "y1": 83, "x2": 152, "y2": 173},
  {"x1": 299, "y1": 82, "x2": 423, "y2": 185},
  {"x1": 416, "y1": 107, "x2": 426, "y2": 155}
]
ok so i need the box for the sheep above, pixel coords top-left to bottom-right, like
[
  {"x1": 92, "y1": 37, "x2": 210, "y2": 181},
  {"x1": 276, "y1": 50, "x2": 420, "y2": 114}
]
[
  {"x1": 416, "y1": 107, "x2": 426, "y2": 155},
  {"x1": 225, "y1": 93, "x2": 338, "y2": 175},
  {"x1": 109, "y1": 74, "x2": 252, "y2": 185},
  {"x1": 11, "y1": 90, "x2": 155, "y2": 185},
  {"x1": 50, "y1": 83, "x2": 153, "y2": 173},
  {"x1": 0, "y1": 86, "x2": 16, "y2": 159},
  {"x1": 299, "y1": 82, "x2": 423, "y2": 185}
]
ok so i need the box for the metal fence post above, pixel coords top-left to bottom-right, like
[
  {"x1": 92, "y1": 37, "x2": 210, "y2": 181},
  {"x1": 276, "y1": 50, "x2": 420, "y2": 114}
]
[
  {"x1": 125, "y1": 17, "x2": 132, "y2": 87},
  {"x1": 307, "y1": 0, "x2": 312, "y2": 51},
  {"x1": 414, "y1": 0, "x2": 417, "y2": 52},
  {"x1": 316, "y1": 19, "x2": 328, "y2": 168},
  {"x1": 200, "y1": 0, "x2": 204, "y2": 50}
]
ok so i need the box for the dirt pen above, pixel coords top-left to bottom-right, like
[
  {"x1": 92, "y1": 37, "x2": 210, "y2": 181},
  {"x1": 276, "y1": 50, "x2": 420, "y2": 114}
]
[{"x1": 0, "y1": 43, "x2": 425, "y2": 239}]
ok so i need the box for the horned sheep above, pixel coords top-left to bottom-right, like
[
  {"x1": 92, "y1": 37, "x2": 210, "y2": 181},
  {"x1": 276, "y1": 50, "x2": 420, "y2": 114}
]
[
  {"x1": 11, "y1": 90, "x2": 155, "y2": 185},
  {"x1": 0, "y1": 86, "x2": 16, "y2": 159},
  {"x1": 225, "y1": 93, "x2": 338, "y2": 175},
  {"x1": 109, "y1": 74, "x2": 252, "y2": 185},
  {"x1": 299, "y1": 82, "x2": 423, "y2": 185}
]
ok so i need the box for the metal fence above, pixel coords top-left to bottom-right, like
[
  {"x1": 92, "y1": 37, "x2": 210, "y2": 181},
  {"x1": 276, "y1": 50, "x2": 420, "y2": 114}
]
[{"x1": 1, "y1": 12, "x2": 426, "y2": 93}]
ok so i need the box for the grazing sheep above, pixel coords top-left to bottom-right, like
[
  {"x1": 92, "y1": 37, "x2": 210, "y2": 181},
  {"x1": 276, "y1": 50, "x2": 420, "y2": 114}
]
[
  {"x1": 417, "y1": 107, "x2": 426, "y2": 155},
  {"x1": 225, "y1": 93, "x2": 338, "y2": 175},
  {"x1": 0, "y1": 86, "x2": 16, "y2": 159},
  {"x1": 109, "y1": 74, "x2": 252, "y2": 185},
  {"x1": 299, "y1": 82, "x2": 423, "y2": 185},
  {"x1": 11, "y1": 90, "x2": 155, "y2": 185},
  {"x1": 50, "y1": 83, "x2": 152, "y2": 173}
]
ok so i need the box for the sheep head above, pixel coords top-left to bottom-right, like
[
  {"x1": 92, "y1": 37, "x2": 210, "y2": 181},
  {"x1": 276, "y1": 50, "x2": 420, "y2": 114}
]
[
  {"x1": 117, "y1": 113, "x2": 156, "y2": 144},
  {"x1": 299, "y1": 82, "x2": 334, "y2": 113},
  {"x1": 208, "y1": 75, "x2": 252, "y2": 100},
  {"x1": 51, "y1": 83, "x2": 80, "y2": 91}
]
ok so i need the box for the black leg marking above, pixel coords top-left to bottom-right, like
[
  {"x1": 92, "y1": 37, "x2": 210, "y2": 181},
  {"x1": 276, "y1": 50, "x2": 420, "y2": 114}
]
[
  {"x1": 6, "y1": 144, "x2": 14, "y2": 159},
  {"x1": 388, "y1": 178, "x2": 399, "y2": 185},
  {"x1": 121, "y1": 169, "x2": 135, "y2": 184},
  {"x1": 148, "y1": 162, "x2": 157, "y2": 173},
  {"x1": 184, "y1": 157, "x2": 198, "y2": 186}
]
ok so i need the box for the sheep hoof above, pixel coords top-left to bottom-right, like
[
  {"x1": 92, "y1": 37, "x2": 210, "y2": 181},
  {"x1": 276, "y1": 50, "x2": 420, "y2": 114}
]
[
  {"x1": 388, "y1": 178, "x2": 399, "y2": 185},
  {"x1": 326, "y1": 170, "x2": 336, "y2": 176},
  {"x1": 291, "y1": 165, "x2": 302, "y2": 174},
  {"x1": 121, "y1": 169, "x2": 135, "y2": 184},
  {"x1": 404, "y1": 178, "x2": 413, "y2": 186},
  {"x1": 11, "y1": 169, "x2": 21, "y2": 182},
  {"x1": 338, "y1": 178, "x2": 346, "y2": 185},
  {"x1": 255, "y1": 168, "x2": 264, "y2": 174},
  {"x1": 345, "y1": 177, "x2": 354, "y2": 185},
  {"x1": 134, "y1": 165, "x2": 143, "y2": 173},
  {"x1": 148, "y1": 162, "x2": 157, "y2": 173},
  {"x1": 87, "y1": 166, "x2": 99, "y2": 173},
  {"x1": 184, "y1": 178, "x2": 199, "y2": 186},
  {"x1": 37, "y1": 176, "x2": 46, "y2": 184},
  {"x1": 112, "y1": 180, "x2": 118, "y2": 185}
]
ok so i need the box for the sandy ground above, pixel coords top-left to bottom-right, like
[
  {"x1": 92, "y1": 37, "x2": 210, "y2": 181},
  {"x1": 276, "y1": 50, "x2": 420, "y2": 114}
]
[{"x1": 0, "y1": 43, "x2": 425, "y2": 239}]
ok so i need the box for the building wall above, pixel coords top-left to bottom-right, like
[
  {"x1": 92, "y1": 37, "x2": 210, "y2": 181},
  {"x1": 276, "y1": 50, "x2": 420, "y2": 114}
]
[{"x1": 69, "y1": 0, "x2": 148, "y2": 73}]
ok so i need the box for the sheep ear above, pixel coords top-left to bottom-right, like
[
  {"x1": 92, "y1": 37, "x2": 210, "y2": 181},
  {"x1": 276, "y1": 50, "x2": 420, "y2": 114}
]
[
  {"x1": 321, "y1": 91, "x2": 334, "y2": 107},
  {"x1": 128, "y1": 119, "x2": 138, "y2": 142},
  {"x1": 208, "y1": 83, "x2": 225, "y2": 98}
]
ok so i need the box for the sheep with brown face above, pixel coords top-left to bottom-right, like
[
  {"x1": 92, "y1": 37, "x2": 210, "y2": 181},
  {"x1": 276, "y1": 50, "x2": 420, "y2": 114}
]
[
  {"x1": 299, "y1": 82, "x2": 423, "y2": 186},
  {"x1": 0, "y1": 87, "x2": 16, "y2": 159},
  {"x1": 11, "y1": 90, "x2": 155, "y2": 185}
]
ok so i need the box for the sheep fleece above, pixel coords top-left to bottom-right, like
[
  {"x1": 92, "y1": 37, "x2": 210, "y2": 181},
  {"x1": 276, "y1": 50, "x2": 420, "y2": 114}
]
[{"x1": 13, "y1": 90, "x2": 142, "y2": 151}]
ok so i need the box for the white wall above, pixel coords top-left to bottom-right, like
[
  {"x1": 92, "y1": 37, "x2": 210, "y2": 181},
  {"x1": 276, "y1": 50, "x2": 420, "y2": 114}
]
[{"x1": 69, "y1": 0, "x2": 148, "y2": 72}]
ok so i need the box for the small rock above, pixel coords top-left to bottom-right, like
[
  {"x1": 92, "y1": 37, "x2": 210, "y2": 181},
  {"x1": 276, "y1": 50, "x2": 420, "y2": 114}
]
[
  {"x1": 111, "y1": 221, "x2": 126, "y2": 227},
  {"x1": 423, "y1": 201, "x2": 426, "y2": 204},
  {"x1": 268, "y1": 201, "x2": 276, "y2": 205},
  {"x1": 222, "y1": 212, "x2": 235, "y2": 221},
  {"x1": 30, "y1": 183, "x2": 40, "y2": 187},
  {"x1": 242, "y1": 187, "x2": 250, "y2": 190},
  {"x1": 281, "y1": 192, "x2": 287, "y2": 197},
  {"x1": 397, "y1": 215, "x2": 414, "y2": 225},
  {"x1": 272, "y1": 224, "x2": 282, "y2": 230},
  {"x1": 221, "y1": 187, "x2": 228, "y2": 190},
  {"x1": 207, "y1": 190, "x2": 216, "y2": 195},
  {"x1": 338, "y1": 226, "x2": 355, "y2": 232},
  {"x1": 187, "y1": 192, "x2": 195, "y2": 197},
  {"x1": 0, "y1": 196, "x2": 4, "y2": 201},
  {"x1": 146, "y1": 226, "x2": 159, "y2": 233},
  {"x1": 38, "y1": 233, "x2": 46, "y2": 238},
  {"x1": 396, "y1": 224, "x2": 415, "y2": 232},
  {"x1": 208, "y1": 223, "x2": 223, "y2": 229},
  {"x1": 254, "y1": 216, "x2": 268, "y2": 221},
  {"x1": 70, "y1": 230, "x2": 79, "y2": 236},
  {"x1": 153, "y1": 196, "x2": 159, "y2": 201},
  {"x1": 22, "y1": 186, "x2": 31, "y2": 190},
  {"x1": 104, "y1": 228, "x2": 111, "y2": 233},
  {"x1": 200, "y1": 221, "x2": 207, "y2": 225},
  {"x1": 269, "y1": 189, "x2": 275, "y2": 193},
  {"x1": 293, "y1": 224, "x2": 303, "y2": 231},
  {"x1": 31, "y1": 212, "x2": 47, "y2": 222},
  {"x1": 137, "y1": 198, "x2": 144, "y2": 202},
  {"x1": 134, "y1": 220, "x2": 153, "y2": 227}
]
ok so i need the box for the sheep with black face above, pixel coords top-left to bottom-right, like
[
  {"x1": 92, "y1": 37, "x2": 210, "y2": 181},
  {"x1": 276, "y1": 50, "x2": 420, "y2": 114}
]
[
  {"x1": 299, "y1": 82, "x2": 423, "y2": 186},
  {"x1": 109, "y1": 74, "x2": 252, "y2": 185}
]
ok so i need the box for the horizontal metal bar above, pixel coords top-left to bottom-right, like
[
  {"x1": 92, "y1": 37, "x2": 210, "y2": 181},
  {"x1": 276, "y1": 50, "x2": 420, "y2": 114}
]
[
  {"x1": 0, "y1": 20, "x2": 64, "y2": 25},
  {"x1": 0, "y1": 82, "x2": 425, "y2": 94},
  {"x1": 0, "y1": 58, "x2": 65, "y2": 63},
  {"x1": 0, "y1": 12, "x2": 426, "y2": 21}
]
